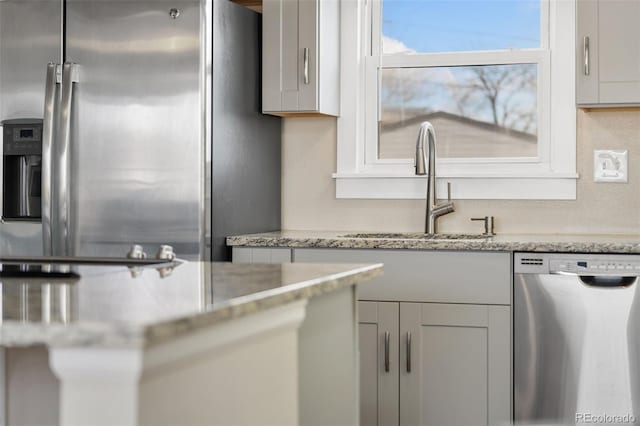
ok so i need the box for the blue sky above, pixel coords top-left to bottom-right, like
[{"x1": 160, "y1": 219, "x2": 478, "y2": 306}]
[{"x1": 382, "y1": 0, "x2": 540, "y2": 53}]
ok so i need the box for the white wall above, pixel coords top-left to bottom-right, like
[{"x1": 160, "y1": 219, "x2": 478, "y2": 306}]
[{"x1": 282, "y1": 109, "x2": 640, "y2": 235}]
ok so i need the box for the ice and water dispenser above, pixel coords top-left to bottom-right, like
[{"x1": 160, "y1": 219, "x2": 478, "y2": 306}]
[{"x1": 2, "y1": 119, "x2": 42, "y2": 221}]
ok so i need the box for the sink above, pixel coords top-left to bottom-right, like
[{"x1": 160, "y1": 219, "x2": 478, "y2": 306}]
[{"x1": 339, "y1": 232, "x2": 491, "y2": 240}]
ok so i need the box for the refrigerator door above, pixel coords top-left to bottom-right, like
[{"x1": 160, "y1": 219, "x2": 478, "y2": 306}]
[
  {"x1": 0, "y1": 0, "x2": 62, "y2": 256},
  {"x1": 64, "y1": 0, "x2": 205, "y2": 258},
  {"x1": 0, "y1": 0, "x2": 61, "y2": 120}
]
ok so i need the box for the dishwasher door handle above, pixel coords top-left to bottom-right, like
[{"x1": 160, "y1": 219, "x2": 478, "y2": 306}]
[
  {"x1": 579, "y1": 275, "x2": 637, "y2": 287},
  {"x1": 551, "y1": 270, "x2": 638, "y2": 287},
  {"x1": 551, "y1": 270, "x2": 638, "y2": 278}
]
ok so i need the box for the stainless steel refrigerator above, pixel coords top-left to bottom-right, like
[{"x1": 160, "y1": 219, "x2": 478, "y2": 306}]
[{"x1": 0, "y1": 0, "x2": 281, "y2": 261}]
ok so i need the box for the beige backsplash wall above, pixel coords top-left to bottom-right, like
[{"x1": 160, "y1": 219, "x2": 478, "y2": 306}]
[{"x1": 282, "y1": 109, "x2": 640, "y2": 235}]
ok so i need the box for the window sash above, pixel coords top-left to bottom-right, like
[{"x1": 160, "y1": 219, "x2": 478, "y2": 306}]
[
  {"x1": 364, "y1": 51, "x2": 551, "y2": 170},
  {"x1": 378, "y1": 49, "x2": 549, "y2": 68},
  {"x1": 364, "y1": 0, "x2": 552, "y2": 173},
  {"x1": 370, "y1": 0, "x2": 551, "y2": 56}
]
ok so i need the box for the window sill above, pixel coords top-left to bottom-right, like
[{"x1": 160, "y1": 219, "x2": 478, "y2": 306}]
[{"x1": 333, "y1": 173, "x2": 578, "y2": 200}]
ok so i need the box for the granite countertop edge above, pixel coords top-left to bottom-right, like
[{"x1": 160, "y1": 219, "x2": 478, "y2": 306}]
[
  {"x1": 141, "y1": 263, "x2": 383, "y2": 349},
  {"x1": 226, "y1": 233, "x2": 640, "y2": 253},
  {"x1": 0, "y1": 263, "x2": 383, "y2": 350}
]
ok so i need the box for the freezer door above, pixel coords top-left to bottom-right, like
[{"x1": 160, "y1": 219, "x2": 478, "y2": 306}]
[
  {"x1": 514, "y1": 273, "x2": 640, "y2": 425},
  {"x1": 0, "y1": 0, "x2": 62, "y2": 256},
  {"x1": 64, "y1": 0, "x2": 204, "y2": 258},
  {"x1": 0, "y1": 0, "x2": 61, "y2": 121}
]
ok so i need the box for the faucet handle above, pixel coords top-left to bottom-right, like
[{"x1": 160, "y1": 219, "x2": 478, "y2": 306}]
[
  {"x1": 447, "y1": 182, "x2": 452, "y2": 203},
  {"x1": 471, "y1": 216, "x2": 495, "y2": 236}
]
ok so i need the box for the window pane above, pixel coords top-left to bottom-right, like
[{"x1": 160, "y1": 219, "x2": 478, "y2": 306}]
[
  {"x1": 382, "y1": 0, "x2": 541, "y2": 54},
  {"x1": 379, "y1": 64, "x2": 537, "y2": 159}
]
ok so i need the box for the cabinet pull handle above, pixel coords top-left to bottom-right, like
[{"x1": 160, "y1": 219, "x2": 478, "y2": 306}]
[
  {"x1": 406, "y1": 331, "x2": 412, "y2": 373},
  {"x1": 583, "y1": 36, "x2": 590, "y2": 76},
  {"x1": 384, "y1": 331, "x2": 390, "y2": 372},
  {"x1": 303, "y1": 47, "x2": 310, "y2": 85}
]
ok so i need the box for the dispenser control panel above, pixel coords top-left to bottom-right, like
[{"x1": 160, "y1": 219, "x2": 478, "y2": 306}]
[
  {"x1": 3, "y1": 119, "x2": 42, "y2": 156},
  {"x1": 2, "y1": 118, "x2": 43, "y2": 221}
]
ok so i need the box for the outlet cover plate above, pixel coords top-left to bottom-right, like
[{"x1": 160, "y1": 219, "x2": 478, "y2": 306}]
[{"x1": 594, "y1": 150, "x2": 628, "y2": 183}]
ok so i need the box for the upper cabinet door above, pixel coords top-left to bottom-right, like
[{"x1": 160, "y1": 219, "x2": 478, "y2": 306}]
[
  {"x1": 576, "y1": 0, "x2": 599, "y2": 105},
  {"x1": 262, "y1": 0, "x2": 339, "y2": 116},
  {"x1": 577, "y1": 0, "x2": 640, "y2": 106}
]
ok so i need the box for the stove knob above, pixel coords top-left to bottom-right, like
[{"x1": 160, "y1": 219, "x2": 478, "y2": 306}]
[
  {"x1": 155, "y1": 245, "x2": 176, "y2": 261},
  {"x1": 127, "y1": 244, "x2": 147, "y2": 259}
]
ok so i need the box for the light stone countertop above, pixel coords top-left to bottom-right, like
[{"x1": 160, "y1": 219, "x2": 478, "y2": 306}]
[
  {"x1": 226, "y1": 230, "x2": 640, "y2": 253},
  {"x1": 0, "y1": 261, "x2": 382, "y2": 349}
]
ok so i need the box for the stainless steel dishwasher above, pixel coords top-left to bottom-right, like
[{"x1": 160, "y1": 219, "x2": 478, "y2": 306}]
[{"x1": 514, "y1": 252, "x2": 640, "y2": 425}]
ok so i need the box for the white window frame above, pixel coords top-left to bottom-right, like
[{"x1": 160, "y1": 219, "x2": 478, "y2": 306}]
[{"x1": 334, "y1": 0, "x2": 577, "y2": 200}]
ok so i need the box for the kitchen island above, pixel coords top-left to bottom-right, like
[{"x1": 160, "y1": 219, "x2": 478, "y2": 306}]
[{"x1": 0, "y1": 260, "x2": 382, "y2": 426}]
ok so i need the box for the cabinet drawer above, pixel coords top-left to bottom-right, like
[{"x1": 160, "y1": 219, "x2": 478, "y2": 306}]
[
  {"x1": 232, "y1": 247, "x2": 292, "y2": 263},
  {"x1": 294, "y1": 248, "x2": 511, "y2": 305}
]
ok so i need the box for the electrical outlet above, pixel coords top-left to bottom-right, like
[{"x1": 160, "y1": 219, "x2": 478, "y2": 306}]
[{"x1": 594, "y1": 150, "x2": 628, "y2": 183}]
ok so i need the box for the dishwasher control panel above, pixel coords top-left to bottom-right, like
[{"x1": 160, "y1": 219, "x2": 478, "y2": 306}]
[
  {"x1": 550, "y1": 259, "x2": 640, "y2": 274},
  {"x1": 515, "y1": 252, "x2": 640, "y2": 275}
]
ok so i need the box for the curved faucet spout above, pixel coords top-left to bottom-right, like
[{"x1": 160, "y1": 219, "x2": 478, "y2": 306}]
[
  {"x1": 414, "y1": 121, "x2": 454, "y2": 234},
  {"x1": 415, "y1": 122, "x2": 435, "y2": 176}
]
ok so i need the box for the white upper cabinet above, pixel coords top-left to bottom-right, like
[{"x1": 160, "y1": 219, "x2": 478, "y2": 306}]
[
  {"x1": 577, "y1": 0, "x2": 640, "y2": 106},
  {"x1": 262, "y1": 0, "x2": 339, "y2": 116}
]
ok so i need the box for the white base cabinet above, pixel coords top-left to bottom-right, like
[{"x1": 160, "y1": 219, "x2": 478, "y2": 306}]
[
  {"x1": 232, "y1": 246, "x2": 512, "y2": 425},
  {"x1": 359, "y1": 301, "x2": 510, "y2": 426}
]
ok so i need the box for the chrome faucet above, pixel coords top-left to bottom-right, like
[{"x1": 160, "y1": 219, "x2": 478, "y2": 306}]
[{"x1": 415, "y1": 122, "x2": 455, "y2": 234}]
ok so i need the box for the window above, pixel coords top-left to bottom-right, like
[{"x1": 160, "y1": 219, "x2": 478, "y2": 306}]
[{"x1": 335, "y1": 0, "x2": 577, "y2": 200}]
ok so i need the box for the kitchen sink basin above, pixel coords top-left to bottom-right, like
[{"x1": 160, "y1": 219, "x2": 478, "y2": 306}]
[{"x1": 339, "y1": 232, "x2": 491, "y2": 240}]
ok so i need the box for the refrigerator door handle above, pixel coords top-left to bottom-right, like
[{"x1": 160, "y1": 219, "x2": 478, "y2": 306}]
[
  {"x1": 42, "y1": 63, "x2": 60, "y2": 256},
  {"x1": 54, "y1": 62, "x2": 79, "y2": 256}
]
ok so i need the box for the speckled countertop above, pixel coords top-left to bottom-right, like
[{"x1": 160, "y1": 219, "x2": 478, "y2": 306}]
[
  {"x1": 227, "y1": 230, "x2": 640, "y2": 253},
  {"x1": 0, "y1": 261, "x2": 382, "y2": 349}
]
